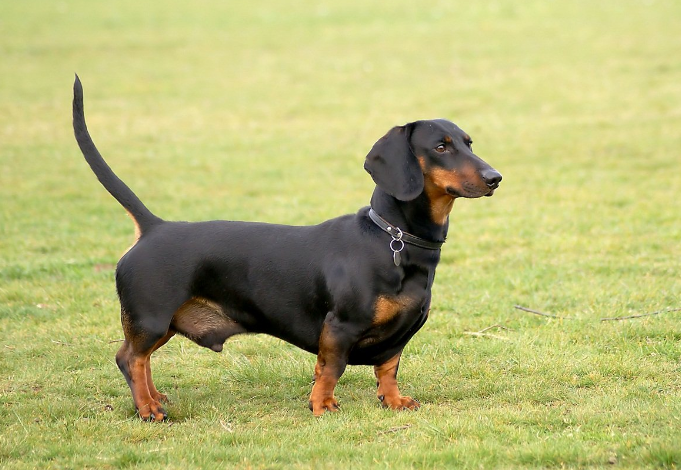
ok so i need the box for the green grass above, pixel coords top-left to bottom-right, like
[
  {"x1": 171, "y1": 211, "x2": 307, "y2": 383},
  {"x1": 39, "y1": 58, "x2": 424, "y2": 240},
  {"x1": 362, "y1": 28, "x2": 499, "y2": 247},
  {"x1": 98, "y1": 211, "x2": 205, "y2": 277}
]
[{"x1": 1, "y1": 0, "x2": 681, "y2": 468}]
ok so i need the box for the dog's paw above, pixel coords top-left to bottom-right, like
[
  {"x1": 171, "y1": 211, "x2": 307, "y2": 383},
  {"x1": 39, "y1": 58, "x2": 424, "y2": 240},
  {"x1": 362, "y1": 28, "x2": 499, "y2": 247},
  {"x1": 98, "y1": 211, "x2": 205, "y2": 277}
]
[
  {"x1": 137, "y1": 400, "x2": 168, "y2": 422},
  {"x1": 151, "y1": 391, "x2": 169, "y2": 403},
  {"x1": 308, "y1": 396, "x2": 340, "y2": 417},
  {"x1": 378, "y1": 394, "x2": 420, "y2": 411}
]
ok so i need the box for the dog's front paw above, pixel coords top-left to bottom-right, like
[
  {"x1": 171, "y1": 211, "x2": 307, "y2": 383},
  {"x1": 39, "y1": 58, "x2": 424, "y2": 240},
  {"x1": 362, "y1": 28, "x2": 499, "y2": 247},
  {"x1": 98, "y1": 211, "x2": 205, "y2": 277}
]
[
  {"x1": 308, "y1": 396, "x2": 340, "y2": 417},
  {"x1": 151, "y1": 391, "x2": 169, "y2": 403},
  {"x1": 378, "y1": 394, "x2": 420, "y2": 411},
  {"x1": 137, "y1": 400, "x2": 168, "y2": 422}
]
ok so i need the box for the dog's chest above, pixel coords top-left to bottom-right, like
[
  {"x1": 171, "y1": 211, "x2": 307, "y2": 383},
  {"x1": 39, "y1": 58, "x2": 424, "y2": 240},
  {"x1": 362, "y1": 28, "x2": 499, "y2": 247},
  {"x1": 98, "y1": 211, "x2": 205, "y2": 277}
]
[
  {"x1": 356, "y1": 287, "x2": 430, "y2": 349},
  {"x1": 372, "y1": 294, "x2": 422, "y2": 326},
  {"x1": 371, "y1": 263, "x2": 433, "y2": 324}
]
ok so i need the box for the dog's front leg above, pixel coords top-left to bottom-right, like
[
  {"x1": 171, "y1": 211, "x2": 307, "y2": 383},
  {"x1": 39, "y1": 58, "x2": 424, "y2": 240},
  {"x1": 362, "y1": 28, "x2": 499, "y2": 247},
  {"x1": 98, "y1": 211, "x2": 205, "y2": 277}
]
[
  {"x1": 308, "y1": 314, "x2": 355, "y2": 416},
  {"x1": 374, "y1": 352, "x2": 420, "y2": 410}
]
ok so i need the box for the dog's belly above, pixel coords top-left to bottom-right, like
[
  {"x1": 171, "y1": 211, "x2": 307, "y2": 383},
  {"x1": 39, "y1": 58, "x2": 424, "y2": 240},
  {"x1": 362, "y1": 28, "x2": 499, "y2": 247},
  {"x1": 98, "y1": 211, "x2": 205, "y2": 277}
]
[
  {"x1": 171, "y1": 291, "x2": 430, "y2": 365},
  {"x1": 170, "y1": 297, "x2": 249, "y2": 352},
  {"x1": 170, "y1": 294, "x2": 327, "y2": 354}
]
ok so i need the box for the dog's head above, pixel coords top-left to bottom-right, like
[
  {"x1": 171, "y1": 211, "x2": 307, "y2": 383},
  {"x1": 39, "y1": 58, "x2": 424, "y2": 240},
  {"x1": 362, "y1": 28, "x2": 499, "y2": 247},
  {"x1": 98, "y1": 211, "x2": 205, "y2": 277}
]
[{"x1": 364, "y1": 119, "x2": 501, "y2": 202}]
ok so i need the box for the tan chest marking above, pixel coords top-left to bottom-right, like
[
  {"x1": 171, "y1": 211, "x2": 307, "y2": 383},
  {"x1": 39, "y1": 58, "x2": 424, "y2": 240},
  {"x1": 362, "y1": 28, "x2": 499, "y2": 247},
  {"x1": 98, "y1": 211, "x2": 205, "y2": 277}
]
[{"x1": 373, "y1": 295, "x2": 415, "y2": 325}]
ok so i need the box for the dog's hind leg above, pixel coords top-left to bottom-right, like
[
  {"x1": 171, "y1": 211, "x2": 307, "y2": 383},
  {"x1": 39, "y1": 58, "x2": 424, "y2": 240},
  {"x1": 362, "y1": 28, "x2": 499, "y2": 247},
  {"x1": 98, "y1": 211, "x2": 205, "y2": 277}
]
[
  {"x1": 145, "y1": 330, "x2": 175, "y2": 403},
  {"x1": 115, "y1": 308, "x2": 175, "y2": 421}
]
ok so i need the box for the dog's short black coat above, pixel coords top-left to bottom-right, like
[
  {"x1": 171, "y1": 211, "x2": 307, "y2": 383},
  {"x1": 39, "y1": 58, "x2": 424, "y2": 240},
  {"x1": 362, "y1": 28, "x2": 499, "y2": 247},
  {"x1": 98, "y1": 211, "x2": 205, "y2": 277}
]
[{"x1": 72, "y1": 75, "x2": 501, "y2": 421}]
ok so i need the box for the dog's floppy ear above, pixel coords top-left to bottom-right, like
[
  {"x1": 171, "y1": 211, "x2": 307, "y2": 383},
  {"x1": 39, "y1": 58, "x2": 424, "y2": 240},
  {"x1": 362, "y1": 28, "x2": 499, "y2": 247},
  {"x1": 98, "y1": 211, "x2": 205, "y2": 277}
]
[{"x1": 363, "y1": 123, "x2": 424, "y2": 201}]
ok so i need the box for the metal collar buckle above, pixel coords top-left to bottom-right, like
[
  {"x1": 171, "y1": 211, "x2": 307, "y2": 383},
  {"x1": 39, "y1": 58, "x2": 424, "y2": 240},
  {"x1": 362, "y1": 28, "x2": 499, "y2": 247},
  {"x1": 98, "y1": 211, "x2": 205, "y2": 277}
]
[{"x1": 368, "y1": 208, "x2": 444, "y2": 267}]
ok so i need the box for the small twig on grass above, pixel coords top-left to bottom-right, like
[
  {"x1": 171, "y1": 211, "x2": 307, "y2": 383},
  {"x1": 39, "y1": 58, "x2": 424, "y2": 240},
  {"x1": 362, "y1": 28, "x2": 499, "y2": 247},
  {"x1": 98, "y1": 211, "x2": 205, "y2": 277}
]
[
  {"x1": 514, "y1": 305, "x2": 574, "y2": 320},
  {"x1": 13, "y1": 411, "x2": 27, "y2": 434},
  {"x1": 514, "y1": 305, "x2": 680, "y2": 323},
  {"x1": 478, "y1": 323, "x2": 510, "y2": 333},
  {"x1": 600, "y1": 308, "x2": 681, "y2": 322},
  {"x1": 108, "y1": 339, "x2": 125, "y2": 344},
  {"x1": 377, "y1": 424, "x2": 412, "y2": 435},
  {"x1": 463, "y1": 331, "x2": 510, "y2": 341},
  {"x1": 464, "y1": 323, "x2": 511, "y2": 341},
  {"x1": 51, "y1": 340, "x2": 69, "y2": 346}
]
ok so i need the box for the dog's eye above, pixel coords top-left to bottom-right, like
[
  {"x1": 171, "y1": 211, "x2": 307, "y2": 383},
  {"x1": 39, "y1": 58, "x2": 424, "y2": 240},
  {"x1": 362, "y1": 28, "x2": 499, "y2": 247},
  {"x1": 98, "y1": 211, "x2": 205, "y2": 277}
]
[
  {"x1": 435, "y1": 144, "x2": 446, "y2": 153},
  {"x1": 467, "y1": 141, "x2": 473, "y2": 149}
]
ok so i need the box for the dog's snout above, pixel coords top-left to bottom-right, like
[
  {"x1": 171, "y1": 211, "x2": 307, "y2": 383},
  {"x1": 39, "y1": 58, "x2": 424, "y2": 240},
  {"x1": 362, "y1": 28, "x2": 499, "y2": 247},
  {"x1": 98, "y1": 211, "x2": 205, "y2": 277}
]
[{"x1": 481, "y1": 169, "x2": 502, "y2": 187}]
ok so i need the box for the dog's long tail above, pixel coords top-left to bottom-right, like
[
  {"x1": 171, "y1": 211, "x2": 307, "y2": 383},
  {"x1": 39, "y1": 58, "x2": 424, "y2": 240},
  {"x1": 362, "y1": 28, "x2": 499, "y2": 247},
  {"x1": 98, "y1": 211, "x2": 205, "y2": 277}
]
[{"x1": 73, "y1": 74, "x2": 163, "y2": 235}]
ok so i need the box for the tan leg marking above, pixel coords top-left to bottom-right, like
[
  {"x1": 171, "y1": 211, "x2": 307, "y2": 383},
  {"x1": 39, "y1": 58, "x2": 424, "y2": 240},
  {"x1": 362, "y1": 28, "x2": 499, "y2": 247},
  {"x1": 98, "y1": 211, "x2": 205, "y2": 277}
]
[
  {"x1": 117, "y1": 340, "x2": 168, "y2": 422},
  {"x1": 145, "y1": 330, "x2": 175, "y2": 403},
  {"x1": 117, "y1": 311, "x2": 172, "y2": 422},
  {"x1": 309, "y1": 325, "x2": 344, "y2": 416},
  {"x1": 309, "y1": 362, "x2": 341, "y2": 417},
  {"x1": 374, "y1": 353, "x2": 420, "y2": 410}
]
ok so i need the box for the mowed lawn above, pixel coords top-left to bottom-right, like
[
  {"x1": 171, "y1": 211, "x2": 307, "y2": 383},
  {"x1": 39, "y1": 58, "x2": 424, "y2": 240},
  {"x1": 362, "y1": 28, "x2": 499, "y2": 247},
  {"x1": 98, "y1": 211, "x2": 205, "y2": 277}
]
[{"x1": 1, "y1": 0, "x2": 680, "y2": 468}]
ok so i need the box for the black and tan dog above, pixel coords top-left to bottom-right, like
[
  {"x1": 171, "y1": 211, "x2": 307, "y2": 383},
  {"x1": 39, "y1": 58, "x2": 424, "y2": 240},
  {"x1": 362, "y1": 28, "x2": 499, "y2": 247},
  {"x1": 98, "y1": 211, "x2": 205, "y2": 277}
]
[{"x1": 72, "y1": 75, "x2": 501, "y2": 421}]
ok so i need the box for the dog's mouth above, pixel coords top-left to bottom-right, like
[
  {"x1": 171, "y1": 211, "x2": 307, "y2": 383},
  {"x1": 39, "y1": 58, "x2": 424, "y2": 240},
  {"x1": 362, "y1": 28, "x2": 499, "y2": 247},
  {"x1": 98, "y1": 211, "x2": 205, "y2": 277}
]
[
  {"x1": 446, "y1": 183, "x2": 499, "y2": 198},
  {"x1": 445, "y1": 187, "x2": 461, "y2": 198}
]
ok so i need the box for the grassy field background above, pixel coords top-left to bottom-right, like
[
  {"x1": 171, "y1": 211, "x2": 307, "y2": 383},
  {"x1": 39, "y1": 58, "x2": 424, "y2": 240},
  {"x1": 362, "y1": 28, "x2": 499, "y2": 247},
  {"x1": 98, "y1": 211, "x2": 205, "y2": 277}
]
[{"x1": 1, "y1": 0, "x2": 680, "y2": 468}]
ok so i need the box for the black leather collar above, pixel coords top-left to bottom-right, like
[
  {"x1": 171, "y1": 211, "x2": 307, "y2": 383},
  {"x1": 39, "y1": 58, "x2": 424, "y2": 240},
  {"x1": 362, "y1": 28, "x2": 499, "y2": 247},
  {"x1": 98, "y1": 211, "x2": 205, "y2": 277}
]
[{"x1": 368, "y1": 208, "x2": 444, "y2": 250}]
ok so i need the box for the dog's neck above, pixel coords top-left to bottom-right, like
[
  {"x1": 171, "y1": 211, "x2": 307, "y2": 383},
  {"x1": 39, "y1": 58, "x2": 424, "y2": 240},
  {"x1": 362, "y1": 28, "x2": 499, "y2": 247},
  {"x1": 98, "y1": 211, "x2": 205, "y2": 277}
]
[{"x1": 369, "y1": 188, "x2": 449, "y2": 244}]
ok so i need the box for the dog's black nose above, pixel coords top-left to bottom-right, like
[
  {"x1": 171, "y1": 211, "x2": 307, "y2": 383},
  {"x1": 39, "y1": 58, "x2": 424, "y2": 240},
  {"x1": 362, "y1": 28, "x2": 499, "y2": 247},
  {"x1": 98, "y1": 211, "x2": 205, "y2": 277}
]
[{"x1": 481, "y1": 169, "x2": 502, "y2": 187}]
